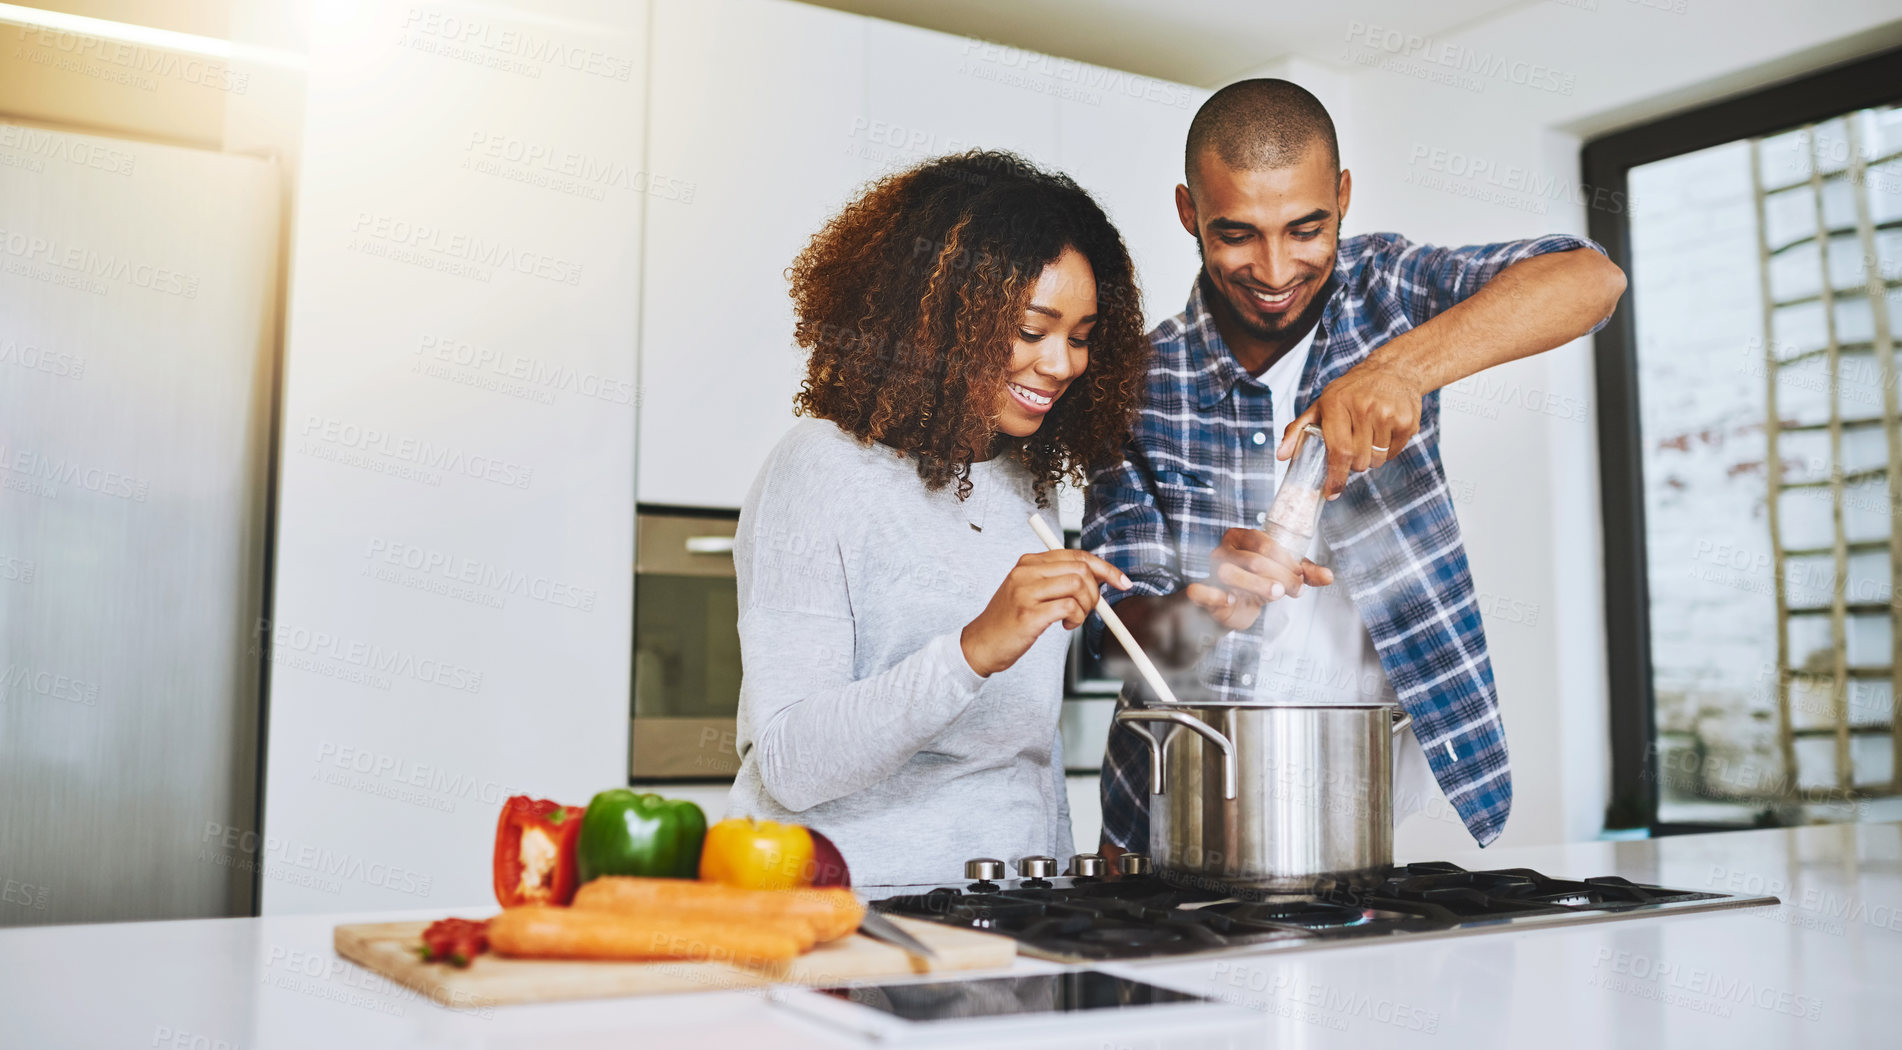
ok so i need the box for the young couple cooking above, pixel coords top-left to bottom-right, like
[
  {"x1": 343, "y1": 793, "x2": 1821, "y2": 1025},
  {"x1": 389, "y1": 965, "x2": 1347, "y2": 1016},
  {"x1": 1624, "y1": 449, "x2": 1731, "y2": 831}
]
[{"x1": 725, "y1": 79, "x2": 1626, "y2": 887}]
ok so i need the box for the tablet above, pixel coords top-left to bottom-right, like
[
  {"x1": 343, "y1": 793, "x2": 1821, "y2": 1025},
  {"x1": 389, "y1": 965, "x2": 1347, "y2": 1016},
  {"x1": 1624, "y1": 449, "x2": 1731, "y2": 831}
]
[{"x1": 768, "y1": 969, "x2": 1252, "y2": 1044}]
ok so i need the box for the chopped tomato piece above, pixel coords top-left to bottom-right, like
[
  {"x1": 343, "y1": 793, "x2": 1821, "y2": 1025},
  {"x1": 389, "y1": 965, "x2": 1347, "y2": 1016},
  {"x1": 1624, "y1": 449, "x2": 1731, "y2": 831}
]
[{"x1": 419, "y1": 917, "x2": 490, "y2": 967}]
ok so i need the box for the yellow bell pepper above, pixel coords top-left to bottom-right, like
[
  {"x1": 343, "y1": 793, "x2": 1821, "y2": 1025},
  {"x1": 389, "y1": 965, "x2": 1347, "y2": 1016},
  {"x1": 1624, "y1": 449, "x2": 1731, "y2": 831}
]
[{"x1": 698, "y1": 817, "x2": 816, "y2": 890}]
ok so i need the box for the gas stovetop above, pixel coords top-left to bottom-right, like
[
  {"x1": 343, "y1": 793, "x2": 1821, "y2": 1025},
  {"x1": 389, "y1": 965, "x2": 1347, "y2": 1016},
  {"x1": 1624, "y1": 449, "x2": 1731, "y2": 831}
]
[{"x1": 866, "y1": 857, "x2": 1780, "y2": 963}]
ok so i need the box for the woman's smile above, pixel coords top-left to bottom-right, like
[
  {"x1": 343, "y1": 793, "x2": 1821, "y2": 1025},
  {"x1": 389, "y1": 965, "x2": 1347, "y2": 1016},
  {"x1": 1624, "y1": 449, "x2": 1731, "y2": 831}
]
[
  {"x1": 994, "y1": 245, "x2": 1097, "y2": 438},
  {"x1": 1006, "y1": 380, "x2": 1058, "y2": 413}
]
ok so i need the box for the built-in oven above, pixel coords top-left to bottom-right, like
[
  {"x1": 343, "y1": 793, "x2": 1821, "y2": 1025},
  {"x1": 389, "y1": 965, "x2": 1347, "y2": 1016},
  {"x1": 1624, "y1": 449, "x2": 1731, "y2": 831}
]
[{"x1": 631, "y1": 508, "x2": 743, "y2": 779}]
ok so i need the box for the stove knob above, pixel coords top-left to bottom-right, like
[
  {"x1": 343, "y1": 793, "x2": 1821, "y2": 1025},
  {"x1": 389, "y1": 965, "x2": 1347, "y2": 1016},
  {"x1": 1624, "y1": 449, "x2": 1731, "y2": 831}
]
[
  {"x1": 1018, "y1": 855, "x2": 1058, "y2": 879},
  {"x1": 1117, "y1": 852, "x2": 1152, "y2": 876},
  {"x1": 964, "y1": 858, "x2": 1006, "y2": 881},
  {"x1": 1068, "y1": 853, "x2": 1106, "y2": 878}
]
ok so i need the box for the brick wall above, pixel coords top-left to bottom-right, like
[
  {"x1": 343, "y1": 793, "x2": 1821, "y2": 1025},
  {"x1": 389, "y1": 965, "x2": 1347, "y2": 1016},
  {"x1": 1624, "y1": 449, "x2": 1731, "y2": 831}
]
[{"x1": 1628, "y1": 140, "x2": 1785, "y2": 798}]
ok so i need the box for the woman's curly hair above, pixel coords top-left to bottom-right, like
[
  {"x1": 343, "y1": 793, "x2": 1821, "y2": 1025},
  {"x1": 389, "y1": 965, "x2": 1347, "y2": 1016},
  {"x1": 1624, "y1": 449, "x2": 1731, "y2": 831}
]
[{"x1": 789, "y1": 150, "x2": 1149, "y2": 502}]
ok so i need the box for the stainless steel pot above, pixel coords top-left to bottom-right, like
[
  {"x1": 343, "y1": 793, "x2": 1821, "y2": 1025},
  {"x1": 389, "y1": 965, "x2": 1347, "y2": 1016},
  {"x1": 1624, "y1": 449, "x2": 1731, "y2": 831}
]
[{"x1": 1116, "y1": 702, "x2": 1412, "y2": 893}]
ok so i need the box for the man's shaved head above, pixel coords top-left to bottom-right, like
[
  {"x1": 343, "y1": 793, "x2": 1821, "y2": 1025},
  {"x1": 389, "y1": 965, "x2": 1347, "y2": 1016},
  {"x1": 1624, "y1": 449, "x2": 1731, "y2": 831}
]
[
  {"x1": 1184, "y1": 78, "x2": 1338, "y2": 194},
  {"x1": 1174, "y1": 77, "x2": 1349, "y2": 363}
]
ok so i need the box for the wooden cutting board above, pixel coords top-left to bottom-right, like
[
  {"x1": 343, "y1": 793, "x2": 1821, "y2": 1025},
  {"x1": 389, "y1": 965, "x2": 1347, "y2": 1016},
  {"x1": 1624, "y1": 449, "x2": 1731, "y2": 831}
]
[{"x1": 333, "y1": 916, "x2": 1017, "y2": 1008}]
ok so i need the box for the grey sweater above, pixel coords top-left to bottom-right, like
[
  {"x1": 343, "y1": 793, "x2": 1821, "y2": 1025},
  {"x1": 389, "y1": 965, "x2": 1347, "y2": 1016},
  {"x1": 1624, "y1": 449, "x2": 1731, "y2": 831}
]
[{"x1": 726, "y1": 420, "x2": 1075, "y2": 887}]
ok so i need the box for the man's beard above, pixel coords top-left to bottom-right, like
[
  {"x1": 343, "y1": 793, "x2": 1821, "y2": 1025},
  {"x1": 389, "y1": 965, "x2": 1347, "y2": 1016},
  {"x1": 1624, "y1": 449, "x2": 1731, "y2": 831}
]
[
  {"x1": 1193, "y1": 239, "x2": 1326, "y2": 343},
  {"x1": 1195, "y1": 266, "x2": 1321, "y2": 344}
]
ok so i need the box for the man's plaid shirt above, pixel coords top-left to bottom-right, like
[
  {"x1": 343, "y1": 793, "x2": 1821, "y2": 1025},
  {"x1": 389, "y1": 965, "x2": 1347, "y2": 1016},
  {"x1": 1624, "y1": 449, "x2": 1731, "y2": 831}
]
[{"x1": 1084, "y1": 231, "x2": 1607, "y2": 851}]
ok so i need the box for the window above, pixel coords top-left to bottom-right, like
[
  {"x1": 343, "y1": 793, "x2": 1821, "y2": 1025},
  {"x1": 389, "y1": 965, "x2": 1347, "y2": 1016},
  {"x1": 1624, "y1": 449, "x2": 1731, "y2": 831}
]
[{"x1": 1586, "y1": 48, "x2": 1902, "y2": 833}]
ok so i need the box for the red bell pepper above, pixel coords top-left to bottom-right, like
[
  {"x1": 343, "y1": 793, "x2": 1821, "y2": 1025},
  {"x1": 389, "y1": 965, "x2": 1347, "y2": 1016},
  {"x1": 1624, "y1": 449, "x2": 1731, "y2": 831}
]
[{"x1": 492, "y1": 795, "x2": 585, "y2": 907}]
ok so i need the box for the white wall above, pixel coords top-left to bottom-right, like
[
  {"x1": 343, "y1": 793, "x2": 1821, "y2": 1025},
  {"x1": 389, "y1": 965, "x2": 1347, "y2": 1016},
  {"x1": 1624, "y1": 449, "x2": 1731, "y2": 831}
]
[
  {"x1": 1239, "y1": 1, "x2": 1902, "y2": 855},
  {"x1": 260, "y1": 0, "x2": 645, "y2": 912}
]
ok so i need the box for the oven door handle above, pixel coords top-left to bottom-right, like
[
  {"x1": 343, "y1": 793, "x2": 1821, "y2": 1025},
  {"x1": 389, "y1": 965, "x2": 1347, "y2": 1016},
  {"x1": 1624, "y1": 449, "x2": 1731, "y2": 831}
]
[
  {"x1": 1114, "y1": 709, "x2": 1237, "y2": 799},
  {"x1": 684, "y1": 536, "x2": 736, "y2": 555}
]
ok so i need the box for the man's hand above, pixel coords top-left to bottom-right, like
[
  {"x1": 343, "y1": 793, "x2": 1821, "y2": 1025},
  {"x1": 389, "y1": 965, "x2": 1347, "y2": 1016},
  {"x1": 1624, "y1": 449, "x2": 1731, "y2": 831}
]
[
  {"x1": 1275, "y1": 247, "x2": 1627, "y2": 500},
  {"x1": 1278, "y1": 356, "x2": 1425, "y2": 498},
  {"x1": 1184, "y1": 528, "x2": 1333, "y2": 633},
  {"x1": 1106, "y1": 533, "x2": 1332, "y2": 669}
]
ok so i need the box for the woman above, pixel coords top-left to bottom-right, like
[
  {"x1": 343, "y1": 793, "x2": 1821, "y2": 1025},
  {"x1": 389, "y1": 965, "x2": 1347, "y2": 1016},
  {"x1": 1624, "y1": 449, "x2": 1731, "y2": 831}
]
[{"x1": 726, "y1": 151, "x2": 1150, "y2": 887}]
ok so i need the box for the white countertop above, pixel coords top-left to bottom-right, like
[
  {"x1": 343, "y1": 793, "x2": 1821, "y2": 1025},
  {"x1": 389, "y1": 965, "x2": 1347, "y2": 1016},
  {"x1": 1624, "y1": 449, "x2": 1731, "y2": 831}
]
[{"x1": 8, "y1": 821, "x2": 1899, "y2": 1049}]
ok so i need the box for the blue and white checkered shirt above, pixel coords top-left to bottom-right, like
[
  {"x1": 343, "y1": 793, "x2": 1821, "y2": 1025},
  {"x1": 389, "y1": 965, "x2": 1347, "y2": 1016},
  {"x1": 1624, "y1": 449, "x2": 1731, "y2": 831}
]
[{"x1": 1085, "y1": 231, "x2": 1606, "y2": 851}]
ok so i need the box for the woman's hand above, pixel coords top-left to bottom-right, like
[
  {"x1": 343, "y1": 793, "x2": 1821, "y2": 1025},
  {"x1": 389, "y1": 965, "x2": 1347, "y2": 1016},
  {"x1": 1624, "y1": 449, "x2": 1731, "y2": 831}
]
[{"x1": 961, "y1": 551, "x2": 1132, "y2": 677}]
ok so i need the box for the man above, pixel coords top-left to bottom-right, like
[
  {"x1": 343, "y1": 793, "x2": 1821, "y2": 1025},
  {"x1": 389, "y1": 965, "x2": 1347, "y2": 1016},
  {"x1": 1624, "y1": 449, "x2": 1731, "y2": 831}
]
[{"x1": 1085, "y1": 79, "x2": 1625, "y2": 861}]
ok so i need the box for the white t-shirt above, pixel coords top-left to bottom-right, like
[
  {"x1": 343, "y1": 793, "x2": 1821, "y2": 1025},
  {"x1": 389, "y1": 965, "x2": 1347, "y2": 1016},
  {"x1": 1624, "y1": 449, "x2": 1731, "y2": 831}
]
[{"x1": 1251, "y1": 328, "x2": 1440, "y2": 822}]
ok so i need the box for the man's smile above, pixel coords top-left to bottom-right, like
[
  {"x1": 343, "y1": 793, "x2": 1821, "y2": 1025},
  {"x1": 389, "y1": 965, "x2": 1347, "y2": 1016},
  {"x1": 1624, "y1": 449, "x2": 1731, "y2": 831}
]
[{"x1": 1240, "y1": 282, "x2": 1302, "y2": 313}]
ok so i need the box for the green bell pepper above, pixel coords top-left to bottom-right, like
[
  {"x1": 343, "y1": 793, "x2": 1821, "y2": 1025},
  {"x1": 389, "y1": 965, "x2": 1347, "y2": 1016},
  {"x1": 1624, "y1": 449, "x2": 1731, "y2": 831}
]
[{"x1": 576, "y1": 789, "x2": 708, "y2": 882}]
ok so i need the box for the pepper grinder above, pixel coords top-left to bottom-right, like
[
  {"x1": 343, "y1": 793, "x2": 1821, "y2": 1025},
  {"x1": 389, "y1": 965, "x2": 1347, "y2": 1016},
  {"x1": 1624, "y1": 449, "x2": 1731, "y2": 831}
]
[{"x1": 1262, "y1": 423, "x2": 1327, "y2": 557}]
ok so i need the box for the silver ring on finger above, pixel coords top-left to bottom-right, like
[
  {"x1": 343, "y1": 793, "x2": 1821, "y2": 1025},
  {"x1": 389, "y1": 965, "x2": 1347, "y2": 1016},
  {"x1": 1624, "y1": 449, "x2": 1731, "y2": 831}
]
[{"x1": 1370, "y1": 443, "x2": 1390, "y2": 454}]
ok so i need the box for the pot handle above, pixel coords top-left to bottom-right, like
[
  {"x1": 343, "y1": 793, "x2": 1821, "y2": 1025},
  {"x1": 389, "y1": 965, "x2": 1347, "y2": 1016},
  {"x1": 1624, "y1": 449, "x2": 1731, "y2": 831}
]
[
  {"x1": 1113, "y1": 709, "x2": 1238, "y2": 800},
  {"x1": 1391, "y1": 707, "x2": 1414, "y2": 738}
]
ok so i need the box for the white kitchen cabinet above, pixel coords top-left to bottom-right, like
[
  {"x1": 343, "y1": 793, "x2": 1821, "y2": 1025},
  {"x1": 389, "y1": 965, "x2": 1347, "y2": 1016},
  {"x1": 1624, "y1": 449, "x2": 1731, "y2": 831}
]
[
  {"x1": 637, "y1": 0, "x2": 867, "y2": 508},
  {"x1": 637, "y1": 0, "x2": 1204, "y2": 512},
  {"x1": 1057, "y1": 78, "x2": 1210, "y2": 330},
  {"x1": 1051, "y1": 66, "x2": 1210, "y2": 527},
  {"x1": 856, "y1": 19, "x2": 1061, "y2": 181},
  {"x1": 266, "y1": 0, "x2": 648, "y2": 914}
]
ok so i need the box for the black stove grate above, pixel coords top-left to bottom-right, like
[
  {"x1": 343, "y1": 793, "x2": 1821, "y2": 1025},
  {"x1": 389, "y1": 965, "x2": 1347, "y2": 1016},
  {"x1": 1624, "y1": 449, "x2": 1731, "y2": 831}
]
[{"x1": 870, "y1": 861, "x2": 1737, "y2": 961}]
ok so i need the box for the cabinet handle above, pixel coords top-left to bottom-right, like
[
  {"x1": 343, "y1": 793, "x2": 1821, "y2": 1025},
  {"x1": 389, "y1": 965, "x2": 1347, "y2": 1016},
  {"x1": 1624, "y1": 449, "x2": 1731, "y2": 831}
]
[{"x1": 684, "y1": 536, "x2": 735, "y2": 555}]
